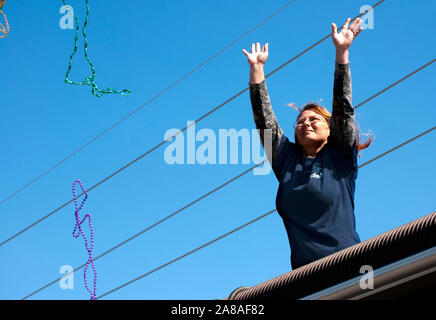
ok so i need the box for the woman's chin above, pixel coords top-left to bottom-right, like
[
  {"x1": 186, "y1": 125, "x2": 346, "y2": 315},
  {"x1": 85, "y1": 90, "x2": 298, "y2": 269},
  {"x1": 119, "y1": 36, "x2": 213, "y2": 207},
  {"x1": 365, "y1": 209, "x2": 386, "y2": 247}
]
[{"x1": 300, "y1": 135, "x2": 317, "y2": 144}]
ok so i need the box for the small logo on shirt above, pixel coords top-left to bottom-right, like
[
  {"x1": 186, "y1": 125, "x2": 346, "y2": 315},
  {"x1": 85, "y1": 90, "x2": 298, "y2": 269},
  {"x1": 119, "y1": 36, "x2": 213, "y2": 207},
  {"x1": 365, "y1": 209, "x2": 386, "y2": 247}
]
[{"x1": 310, "y1": 162, "x2": 322, "y2": 179}]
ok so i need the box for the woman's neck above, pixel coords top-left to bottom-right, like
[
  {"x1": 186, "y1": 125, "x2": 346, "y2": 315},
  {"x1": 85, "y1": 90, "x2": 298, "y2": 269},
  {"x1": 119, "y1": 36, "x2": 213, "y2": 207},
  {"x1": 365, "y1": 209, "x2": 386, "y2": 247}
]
[{"x1": 302, "y1": 140, "x2": 328, "y2": 158}]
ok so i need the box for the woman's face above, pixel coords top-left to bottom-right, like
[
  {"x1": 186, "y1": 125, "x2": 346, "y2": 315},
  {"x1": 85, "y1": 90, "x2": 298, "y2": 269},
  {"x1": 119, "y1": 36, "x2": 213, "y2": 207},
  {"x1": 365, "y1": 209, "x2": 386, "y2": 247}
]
[{"x1": 294, "y1": 110, "x2": 330, "y2": 148}]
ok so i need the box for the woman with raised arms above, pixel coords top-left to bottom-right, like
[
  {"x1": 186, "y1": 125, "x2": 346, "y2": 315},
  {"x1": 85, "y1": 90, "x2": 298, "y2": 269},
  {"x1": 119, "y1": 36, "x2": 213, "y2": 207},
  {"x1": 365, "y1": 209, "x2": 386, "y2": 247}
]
[{"x1": 242, "y1": 18, "x2": 372, "y2": 269}]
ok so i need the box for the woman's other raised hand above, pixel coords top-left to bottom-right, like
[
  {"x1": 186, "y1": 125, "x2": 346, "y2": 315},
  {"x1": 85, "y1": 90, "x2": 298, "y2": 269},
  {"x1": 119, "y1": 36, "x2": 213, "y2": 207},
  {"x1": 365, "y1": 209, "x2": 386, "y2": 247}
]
[
  {"x1": 242, "y1": 42, "x2": 269, "y2": 83},
  {"x1": 332, "y1": 18, "x2": 363, "y2": 64},
  {"x1": 242, "y1": 42, "x2": 269, "y2": 67}
]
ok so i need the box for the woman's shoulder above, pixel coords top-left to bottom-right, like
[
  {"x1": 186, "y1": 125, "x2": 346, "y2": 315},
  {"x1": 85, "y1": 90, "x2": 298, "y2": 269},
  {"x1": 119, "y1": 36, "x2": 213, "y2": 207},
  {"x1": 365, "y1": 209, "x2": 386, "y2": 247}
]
[
  {"x1": 272, "y1": 135, "x2": 300, "y2": 181},
  {"x1": 278, "y1": 135, "x2": 298, "y2": 155},
  {"x1": 324, "y1": 139, "x2": 358, "y2": 175}
]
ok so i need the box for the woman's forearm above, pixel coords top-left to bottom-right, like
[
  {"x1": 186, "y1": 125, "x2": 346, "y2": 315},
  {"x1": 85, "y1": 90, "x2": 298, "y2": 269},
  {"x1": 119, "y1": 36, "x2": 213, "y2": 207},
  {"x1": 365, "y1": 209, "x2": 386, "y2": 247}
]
[
  {"x1": 336, "y1": 49, "x2": 349, "y2": 64},
  {"x1": 249, "y1": 64, "x2": 265, "y2": 84},
  {"x1": 330, "y1": 61, "x2": 356, "y2": 152},
  {"x1": 249, "y1": 78, "x2": 283, "y2": 164}
]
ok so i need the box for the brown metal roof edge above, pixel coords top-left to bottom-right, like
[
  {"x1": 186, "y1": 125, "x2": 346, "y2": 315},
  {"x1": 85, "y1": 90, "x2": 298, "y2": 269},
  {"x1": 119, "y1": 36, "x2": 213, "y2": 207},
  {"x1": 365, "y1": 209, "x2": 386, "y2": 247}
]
[
  {"x1": 229, "y1": 211, "x2": 436, "y2": 300},
  {"x1": 301, "y1": 245, "x2": 436, "y2": 300}
]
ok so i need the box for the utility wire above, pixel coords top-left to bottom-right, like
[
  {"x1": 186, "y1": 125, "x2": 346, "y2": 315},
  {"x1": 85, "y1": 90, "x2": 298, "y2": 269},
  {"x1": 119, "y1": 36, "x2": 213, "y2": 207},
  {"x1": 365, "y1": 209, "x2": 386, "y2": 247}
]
[
  {"x1": 358, "y1": 126, "x2": 436, "y2": 168},
  {"x1": 21, "y1": 161, "x2": 266, "y2": 300},
  {"x1": 94, "y1": 127, "x2": 435, "y2": 299},
  {"x1": 21, "y1": 55, "x2": 434, "y2": 299},
  {"x1": 0, "y1": 0, "x2": 299, "y2": 207},
  {"x1": 0, "y1": 0, "x2": 387, "y2": 248},
  {"x1": 355, "y1": 58, "x2": 436, "y2": 109},
  {"x1": 96, "y1": 209, "x2": 278, "y2": 300}
]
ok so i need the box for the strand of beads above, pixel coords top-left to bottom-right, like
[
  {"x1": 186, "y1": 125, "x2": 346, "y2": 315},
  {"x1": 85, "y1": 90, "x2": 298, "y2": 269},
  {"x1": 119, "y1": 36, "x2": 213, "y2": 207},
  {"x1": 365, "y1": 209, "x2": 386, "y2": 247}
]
[
  {"x1": 61, "y1": 0, "x2": 131, "y2": 97},
  {"x1": 0, "y1": 0, "x2": 9, "y2": 39},
  {"x1": 72, "y1": 179, "x2": 97, "y2": 300}
]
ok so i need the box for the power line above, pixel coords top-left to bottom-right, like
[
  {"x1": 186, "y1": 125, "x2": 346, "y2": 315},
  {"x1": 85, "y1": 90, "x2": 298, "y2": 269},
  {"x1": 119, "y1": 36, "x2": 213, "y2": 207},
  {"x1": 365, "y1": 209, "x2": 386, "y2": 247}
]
[
  {"x1": 94, "y1": 127, "x2": 436, "y2": 299},
  {"x1": 358, "y1": 126, "x2": 436, "y2": 168},
  {"x1": 0, "y1": 0, "x2": 299, "y2": 207},
  {"x1": 355, "y1": 58, "x2": 436, "y2": 109},
  {"x1": 21, "y1": 161, "x2": 266, "y2": 300},
  {"x1": 0, "y1": 0, "x2": 388, "y2": 248},
  {"x1": 96, "y1": 209, "x2": 278, "y2": 300},
  {"x1": 21, "y1": 56, "x2": 435, "y2": 298}
]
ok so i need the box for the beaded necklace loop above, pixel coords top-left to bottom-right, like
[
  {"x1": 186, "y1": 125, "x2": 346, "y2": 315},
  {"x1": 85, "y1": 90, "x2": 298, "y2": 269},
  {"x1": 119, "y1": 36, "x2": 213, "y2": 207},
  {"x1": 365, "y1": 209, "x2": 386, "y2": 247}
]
[
  {"x1": 61, "y1": 0, "x2": 131, "y2": 97},
  {"x1": 0, "y1": 0, "x2": 9, "y2": 39},
  {"x1": 72, "y1": 179, "x2": 97, "y2": 300}
]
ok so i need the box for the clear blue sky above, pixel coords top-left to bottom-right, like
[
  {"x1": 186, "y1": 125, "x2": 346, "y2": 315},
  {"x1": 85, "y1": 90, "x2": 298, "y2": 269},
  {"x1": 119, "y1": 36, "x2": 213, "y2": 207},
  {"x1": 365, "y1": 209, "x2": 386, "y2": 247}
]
[{"x1": 0, "y1": 0, "x2": 435, "y2": 300}]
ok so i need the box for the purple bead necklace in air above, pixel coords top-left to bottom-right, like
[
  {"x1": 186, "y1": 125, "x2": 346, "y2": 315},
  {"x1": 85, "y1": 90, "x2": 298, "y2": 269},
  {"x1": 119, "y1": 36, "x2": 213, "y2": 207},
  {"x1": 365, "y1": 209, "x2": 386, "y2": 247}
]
[{"x1": 72, "y1": 179, "x2": 97, "y2": 300}]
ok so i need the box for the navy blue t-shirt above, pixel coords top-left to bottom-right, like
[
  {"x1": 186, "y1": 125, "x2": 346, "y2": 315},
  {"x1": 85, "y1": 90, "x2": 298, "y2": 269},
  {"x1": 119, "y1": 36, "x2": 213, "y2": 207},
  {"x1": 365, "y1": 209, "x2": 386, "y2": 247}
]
[{"x1": 273, "y1": 135, "x2": 361, "y2": 269}]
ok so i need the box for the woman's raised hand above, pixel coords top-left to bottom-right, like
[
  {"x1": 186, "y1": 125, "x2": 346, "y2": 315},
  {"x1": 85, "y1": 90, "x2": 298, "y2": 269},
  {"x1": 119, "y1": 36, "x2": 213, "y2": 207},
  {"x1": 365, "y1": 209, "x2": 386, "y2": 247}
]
[
  {"x1": 242, "y1": 42, "x2": 269, "y2": 67},
  {"x1": 332, "y1": 17, "x2": 363, "y2": 51}
]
